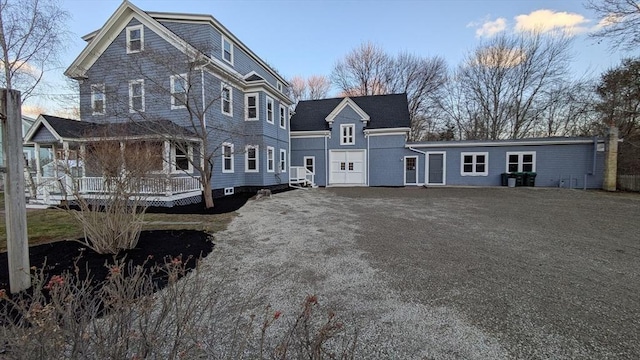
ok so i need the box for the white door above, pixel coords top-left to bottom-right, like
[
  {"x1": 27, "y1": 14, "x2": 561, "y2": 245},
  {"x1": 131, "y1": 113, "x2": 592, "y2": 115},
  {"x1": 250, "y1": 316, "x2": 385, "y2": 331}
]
[{"x1": 329, "y1": 150, "x2": 366, "y2": 185}]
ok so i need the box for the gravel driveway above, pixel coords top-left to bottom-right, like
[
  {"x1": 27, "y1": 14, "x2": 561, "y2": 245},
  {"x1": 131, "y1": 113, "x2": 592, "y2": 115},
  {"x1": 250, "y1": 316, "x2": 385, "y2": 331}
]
[{"x1": 204, "y1": 187, "x2": 640, "y2": 359}]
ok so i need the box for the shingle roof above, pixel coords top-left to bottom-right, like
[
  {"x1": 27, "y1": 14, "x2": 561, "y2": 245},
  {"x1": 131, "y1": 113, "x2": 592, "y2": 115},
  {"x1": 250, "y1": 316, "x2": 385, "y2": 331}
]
[{"x1": 291, "y1": 93, "x2": 410, "y2": 131}]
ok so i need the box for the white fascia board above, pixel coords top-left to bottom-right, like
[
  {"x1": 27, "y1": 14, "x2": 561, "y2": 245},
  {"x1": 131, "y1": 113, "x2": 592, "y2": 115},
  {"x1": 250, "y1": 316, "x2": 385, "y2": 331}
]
[
  {"x1": 325, "y1": 97, "x2": 370, "y2": 124},
  {"x1": 290, "y1": 130, "x2": 331, "y2": 138},
  {"x1": 406, "y1": 138, "x2": 604, "y2": 148},
  {"x1": 364, "y1": 127, "x2": 410, "y2": 136}
]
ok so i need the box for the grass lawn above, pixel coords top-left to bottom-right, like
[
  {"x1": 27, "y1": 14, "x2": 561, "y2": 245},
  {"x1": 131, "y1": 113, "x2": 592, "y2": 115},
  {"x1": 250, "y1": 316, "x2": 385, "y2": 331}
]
[{"x1": 0, "y1": 207, "x2": 235, "y2": 252}]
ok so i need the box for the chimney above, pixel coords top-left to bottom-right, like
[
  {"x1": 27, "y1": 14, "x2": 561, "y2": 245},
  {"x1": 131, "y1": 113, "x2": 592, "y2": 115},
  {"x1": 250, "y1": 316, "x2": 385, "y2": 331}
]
[{"x1": 603, "y1": 126, "x2": 618, "y2": 191}]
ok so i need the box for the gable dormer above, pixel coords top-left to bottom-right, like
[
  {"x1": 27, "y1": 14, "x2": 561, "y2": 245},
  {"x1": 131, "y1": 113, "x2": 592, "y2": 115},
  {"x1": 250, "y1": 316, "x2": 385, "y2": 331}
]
[{"x1": 324, "y1": 97, "x2": 370, "y2": 128}]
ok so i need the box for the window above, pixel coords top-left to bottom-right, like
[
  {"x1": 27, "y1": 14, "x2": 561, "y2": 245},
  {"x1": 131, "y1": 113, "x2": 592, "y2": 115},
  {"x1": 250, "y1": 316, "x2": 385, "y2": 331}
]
[
  {"x1": 279, "y1": 149, "x2": 287, "y2": 173},
  {"x1": 170, "y1": 74, "x2": 187, "y2": 109},
  {"x1": 279, "y1": 105, "x2": 287, "y2": 129},
  {"x1": 245, "y1": 145, "x2": 258, "y2": 172},
  {"x1": 173, "y1": 143, "x2": 192, "y2": 173},
  {"x1": 461, "y1": 152, "x2": 488, "y2": 176},
  {"x1": 276, "y1": 82, "x2": 283, "y2": 93},
  {"x1": 267, "y1": 146, "x2": 275, "y2": 172},
  {"x1": 340, "y1": 124, "x2": 355, "y2": 145},
  {"x1": 245, "y1": 93, "x2": 258, "y2": 120},
  {"x1": 266, "y1": 96, "x2": 274, "y2": 124},
  {"x1": 129, "y1": 80, "x2": 145, "y2": 113},
  {"x1": 126, "y1": 25, "x2": 143, "y2": 53},
  {"x1": 221, "y1": 85, "x2": 232, "y2": 116},
  {"x1": 222, "y1": 142, "x2": 234, "y2": 173},
  {"x1": 506, "y1": 152, "x2": 536, "y2": 173},
  {"x1": 304, "y1": 156, "x2": 315, "y2": 174},
  {"x1": 222, "y1": 36, "x2": 233, "y2": 64},
  {"x1": 91, "y1": 84, "x2": 105, "y2": 115}
]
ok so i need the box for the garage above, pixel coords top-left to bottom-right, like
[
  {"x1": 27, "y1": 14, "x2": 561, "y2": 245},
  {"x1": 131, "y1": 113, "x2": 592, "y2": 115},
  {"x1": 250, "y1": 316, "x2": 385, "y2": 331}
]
[{"x1": 329, "y1": 150, "x2": 366, "y2": 185}]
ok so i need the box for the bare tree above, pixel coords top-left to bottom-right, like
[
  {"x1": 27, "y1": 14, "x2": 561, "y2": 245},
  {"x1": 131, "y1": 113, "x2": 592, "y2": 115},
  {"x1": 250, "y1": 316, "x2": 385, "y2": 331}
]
[
  {"x1": 441, "y1": 31, "x2": 573, "y2": 140},
  {"x1": 331, "y1": 42, "x2": 448, "y2": 140},
  {"x1": 535, "y1": 80, "x2": 598, "y2": 137},
  {"x1": 0, "y1": 0, "x2": 69, "y2": 100},
  {"x1": 289, "y1": 75, "x2": 331, "y2": 103},
  {"x1": 586, "y1": 0, "x2": 640, "y2": 51}
]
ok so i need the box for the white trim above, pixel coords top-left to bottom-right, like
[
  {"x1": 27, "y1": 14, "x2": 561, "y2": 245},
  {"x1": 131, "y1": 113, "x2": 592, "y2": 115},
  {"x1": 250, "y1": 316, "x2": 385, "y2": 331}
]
[
  {"x1": 221, "y1": 35, "x2": 234, "y2": 65},
  {"x1": 276, "y1": 81, "x2": 283, "y2": 93},
  {"x1": 126, "y1": 24, "x2": 144, "y2": 53},
  {"x1": 128, "y1": 79, "x2": 145, "y2": 113},
  {"x1": 90, "y1": 83, "x2": 105, "y2": 115},
  {"x1": 266, "y1": 96, "x2": 274, "y2": 124},
  {"x1": 364, "y1": 127, "x2": 411, "y2": 136},
  {"x1": 266, "y1": 146, "x2": 275, "y2": 172},
  {"x1": 425, "y1": 151, "x2": 447, "y2": 186},
  {"x1": 245, "y1": 145, "x2": 259, "y2": 172},
  {"x1": 325, "y1": 97, "x2": 370, "y2": 125},
  {"x1": 222, "y1": 142, "x2": 234, "y2": 173},
  {"x1": 244, "y1": 93, "x2": 259, "y2": 121},
  {"x1": 505, "y1": 151, "x2": 537, "y2": 173},
  {"x1": 171, "y1": 143, "x2": 194, "y2": 174},
  {"x1": 408, "y1": 138, "x2": 605, "y2": 148},
  {"x1": 224, "y1": 187, "x2": 234, "y2": 195},
  {"x1": 304, "y1": 156, "x2": 315, "y2": 175},
  {"x1": 340, "y1": 124, "x2": 355, "y2": 145},
  {"x1": 221, "y1": 84, "x2": 233, "y2": 116},
  {"x1": 404, "y1": 156, "x2": 419, "y2": 186},
  {"x1": 170, "y1": 74, "x2": 187, "y2": 109},
  {"x1": 460, "y1": 152, "x2": 488, "y2": 176},
  {"x1": 290, "y1": 130, "x2": 331, "y2": 138},
  {"x1": 279, "y1": 104, "x2": 287, "y2": 129},
  {"x1": 279, "y1": 148, "x2": 287, "y2": 173}
]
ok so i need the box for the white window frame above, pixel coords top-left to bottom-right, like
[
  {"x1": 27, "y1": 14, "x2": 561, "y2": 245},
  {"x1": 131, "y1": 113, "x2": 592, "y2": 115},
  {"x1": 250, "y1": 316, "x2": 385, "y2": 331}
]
[
  {"x1": 279, "y1": 104, "x2": 287, "y2": 129},
  {"x1": 128, "y1": 79, "x2": 145, "y2": 113},
  {"x1": 266, "y1": 96, "x2": 274, "y2": 124},
  {"x1": 91, "y1": 84, "x2": 105, "y2": 115},
  {"x1": 279, "y1": 149, "x2": 287, "y2": 173},
  {"x1": 460, "y1": 152, "x2": 488, "y2": 176},
  {"x1": 126, "y1": 25, "x2": 144, "y2": 54},
  {"x1": 222, "y1": 142, "x2": 234, "y2": 173},
  {"x1": 276, "y1": 82, "x2": 283, "y2": 93},
  {"x1": 245, "y1": 145, "x2": 259, "y2": 172},
  {"x1": 266, "y1": 146, "x2": 275, "y2": 172},
  {"x1": 222, "y1": 36, "x2": 234, "y2": 65},
  {"x1": 304, "y1": 156, "x2": 315, "y2": 175},
  {"x1": 170, "y1": 74, "x2": 187, "y2": 109},
  {"x1": 171, "y1": 143, "x2": 194, "y2": 173},
  {"x1": 340, "y1": 124, "x2": 355, "y2": 145},
  {"x1": 245, "y1": 93, "x2": 259, "y2": 121},
  {"x1": 221, "y1": 84, "x2": 233, "y2": 116},
  {"x1": 506, "y1": 152, "x2": 536, "y2": 173}
]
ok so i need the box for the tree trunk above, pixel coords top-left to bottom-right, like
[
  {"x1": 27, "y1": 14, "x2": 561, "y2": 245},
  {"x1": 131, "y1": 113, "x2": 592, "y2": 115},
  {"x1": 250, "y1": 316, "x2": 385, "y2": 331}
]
[{"x1": 203, "y1": 179, "x2": 214, "y2": 209}]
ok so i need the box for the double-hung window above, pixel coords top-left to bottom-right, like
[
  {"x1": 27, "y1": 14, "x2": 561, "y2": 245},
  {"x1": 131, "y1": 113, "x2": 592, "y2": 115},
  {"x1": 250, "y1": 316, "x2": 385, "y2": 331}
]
[
  {"x1": 222, "y1": 143, "x2": 234, "y2": 173},
  {"x1": 506, "y1": 152, "x2": 536, "y2": 173},
  {"x1": 129, "y1": 80, "x2": 145, "y2": 113},
  {"x1": 171, "y1": 74, "x2": 187, "y2": 109},
  {"x1": 245, "y1": 145, "x2": 258, "y2": 172},
  {"x1": 222, "y1": 36, "x2": 233, "y2": 64},
  {"x1": 266, "y1": 146, "x2": 275, "y2": 172},
  {"x1": 340, "y1": 124, "x2": 355, "y2": 145},
  {"x1": 266, "y1": 96, "x2": 274, "y2": 124},
  {"x1": 221, "y1": 85, "x2": 232, "y2": 116},
  {"x1": 91, "y1": 84, "x2": 105, "y2": 115},
  {"x1": 126, "y1": 25, "x2": 143, "y2": 53},
  {"x1": 461, "y1": 152, "x2": 488, "y2": 176},
  {"x1": 279, "y1": 149, "x2": 287, "y2": 173},
  {"x1": 245, "y1": 93, "x2": 258, "y2": 121},
  {"x1": 279, "y1": 105, "x2": 287, "y2": 129},
  {"x1": 173, "y1": 143, "x2": 192, "y2": 173}
]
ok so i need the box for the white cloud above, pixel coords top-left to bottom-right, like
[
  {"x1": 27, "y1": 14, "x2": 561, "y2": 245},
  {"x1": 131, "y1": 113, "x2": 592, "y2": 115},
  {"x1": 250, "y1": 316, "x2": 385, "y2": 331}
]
[
  {"x1": 470, "y1": 17, "x2": 508, "y2": 38},
  {"x1": 515, "y1": 9, "x2": 590, "y2": 36},
  {"x1": 594, "y1": 13, "x2": 623, "y2": 30}
]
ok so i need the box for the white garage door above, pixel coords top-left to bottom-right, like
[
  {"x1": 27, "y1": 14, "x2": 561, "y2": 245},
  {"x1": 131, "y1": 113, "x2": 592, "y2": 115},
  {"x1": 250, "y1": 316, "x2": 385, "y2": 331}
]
[{"x1": 329, "y1": 150, "x2": 366, "y2": 185}]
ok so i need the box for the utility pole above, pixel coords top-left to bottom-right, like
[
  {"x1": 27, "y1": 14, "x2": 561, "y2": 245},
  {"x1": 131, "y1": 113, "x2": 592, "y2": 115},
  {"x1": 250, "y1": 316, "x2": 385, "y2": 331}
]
[{"x1": 1, "y1": 88, "x2": 30, "y2": 292}]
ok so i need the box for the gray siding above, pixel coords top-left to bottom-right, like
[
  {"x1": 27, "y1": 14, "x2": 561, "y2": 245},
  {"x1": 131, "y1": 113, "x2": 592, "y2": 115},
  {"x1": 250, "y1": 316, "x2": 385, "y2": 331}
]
[{"x1": 32, "y1": 126, "x2": 58, "y2": 143}]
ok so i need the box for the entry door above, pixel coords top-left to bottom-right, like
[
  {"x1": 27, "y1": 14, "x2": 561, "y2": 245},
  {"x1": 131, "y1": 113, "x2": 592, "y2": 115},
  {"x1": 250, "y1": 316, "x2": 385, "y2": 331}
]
[
  {"x1": 405, "y1": 156, "x2": 418, "y2": 185},
  {"x1": 427, "y1": 152, "x2": 445, "y2": 185}
]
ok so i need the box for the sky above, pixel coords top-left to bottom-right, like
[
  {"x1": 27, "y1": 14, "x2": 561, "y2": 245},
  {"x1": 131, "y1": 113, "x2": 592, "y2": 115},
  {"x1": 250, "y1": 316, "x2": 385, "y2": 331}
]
[{"x1": 26, "y1": 0, "x2": 636, "y2": 117}]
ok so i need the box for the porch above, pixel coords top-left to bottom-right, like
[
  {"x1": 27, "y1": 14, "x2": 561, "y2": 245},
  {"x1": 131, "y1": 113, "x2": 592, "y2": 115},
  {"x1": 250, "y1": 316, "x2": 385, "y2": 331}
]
[{"x1": 289, "y1": 166, "x2": 317, "y2": 188}]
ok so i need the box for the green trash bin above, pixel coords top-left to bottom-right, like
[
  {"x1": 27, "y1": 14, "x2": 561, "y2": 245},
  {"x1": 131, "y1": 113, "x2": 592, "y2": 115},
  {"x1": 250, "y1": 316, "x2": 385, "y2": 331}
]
[
  {"x1": 524, "y1": 172, "x2": 537, "y2": 187},
  {"x1": 514, "y1": 172, "x2": 525, "y2": 187},
  {"x1": 501, "y1": 173, "x2": 509, "y2": 186}
]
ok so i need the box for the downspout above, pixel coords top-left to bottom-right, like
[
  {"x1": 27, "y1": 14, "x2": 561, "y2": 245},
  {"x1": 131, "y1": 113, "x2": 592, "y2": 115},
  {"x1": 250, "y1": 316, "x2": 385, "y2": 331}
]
[
  {"x1": 366, "y1": 133, "x2": 370, "y2": 186},
  {"x1": 201, "y1": 68, "x2": 206, "y2": 128},
  {"x1": 408, "y1": 146, "x2": 428, "y2": 186},
  {"x1": 325, "y1": 135, "x2": 328, "y2": 187}
]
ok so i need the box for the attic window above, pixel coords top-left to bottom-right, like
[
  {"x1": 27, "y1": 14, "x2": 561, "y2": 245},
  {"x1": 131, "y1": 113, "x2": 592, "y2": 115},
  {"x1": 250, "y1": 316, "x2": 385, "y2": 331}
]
[
  {"x1": 222, "y1": 36, "x2": 233, "y2": 64},
  {"x1": 126, "y1": 25, "x2": 144, "y2": 53}
]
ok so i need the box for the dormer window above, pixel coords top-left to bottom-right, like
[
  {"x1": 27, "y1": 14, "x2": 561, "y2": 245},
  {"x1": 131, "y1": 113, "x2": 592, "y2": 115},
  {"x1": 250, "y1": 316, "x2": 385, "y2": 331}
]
[
  {"x1": 340, "y1": 124, "x2": 355, "y2": 145},
  {"x1": 276, "y1": 82, "x2": 283, "y2": 93},
  {"x1": 222, "y1": 36, "x2": 233, "y2": 64},
  {"x1": 126, "y1": 25, "x2": 143, "y2": 53}
]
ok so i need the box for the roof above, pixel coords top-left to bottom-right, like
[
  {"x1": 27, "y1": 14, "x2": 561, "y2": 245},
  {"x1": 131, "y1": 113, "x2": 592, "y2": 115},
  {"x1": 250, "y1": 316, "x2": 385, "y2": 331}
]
[
  {"x1": 291, "y1": 93, "x2": 411, "y2": 131},
  {"x1": 407, "y1": 136, "x2": 604, "y2": 148}
]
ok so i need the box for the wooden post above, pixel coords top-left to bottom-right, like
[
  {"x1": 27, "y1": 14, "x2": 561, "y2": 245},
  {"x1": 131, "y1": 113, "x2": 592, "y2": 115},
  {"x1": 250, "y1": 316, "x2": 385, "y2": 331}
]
[{"x1": 1, "y1": 89, "x2": 30, "y2": 293}]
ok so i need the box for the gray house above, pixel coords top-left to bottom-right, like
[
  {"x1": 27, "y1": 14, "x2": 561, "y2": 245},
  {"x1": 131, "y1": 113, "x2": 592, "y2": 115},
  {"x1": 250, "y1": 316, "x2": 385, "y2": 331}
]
[
  {"x1": 290, "y1": 93, "x2": 606, "y2": 189},
  {"x1": 24, "y1": 1, "x2": 293, "y2": 206}
]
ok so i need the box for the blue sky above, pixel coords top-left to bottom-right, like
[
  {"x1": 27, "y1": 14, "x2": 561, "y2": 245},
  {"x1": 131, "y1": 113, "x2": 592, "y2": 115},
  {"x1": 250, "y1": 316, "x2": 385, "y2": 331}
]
[{"x1": 28, "y1": 0, "x2": 633, "y2": 116}]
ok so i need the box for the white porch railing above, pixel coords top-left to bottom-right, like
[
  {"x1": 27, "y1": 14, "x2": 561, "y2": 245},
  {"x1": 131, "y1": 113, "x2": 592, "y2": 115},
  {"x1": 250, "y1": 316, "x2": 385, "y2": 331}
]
[
  {"x1": 36, "y1": 176, "x2": 202, "y2": 196},
  {"x1": 289, "y1": 166, "x2": 316, "y2": 188}
]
